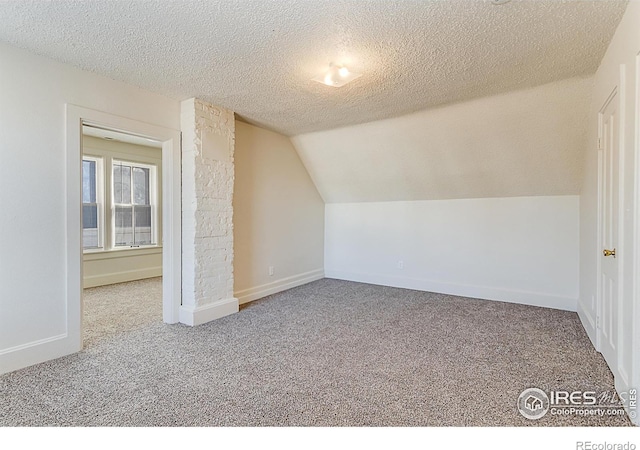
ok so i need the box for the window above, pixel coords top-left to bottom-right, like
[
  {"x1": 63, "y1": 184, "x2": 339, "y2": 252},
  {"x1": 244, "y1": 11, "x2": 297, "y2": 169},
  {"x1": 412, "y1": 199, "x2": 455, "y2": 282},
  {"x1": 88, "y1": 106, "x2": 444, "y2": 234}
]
[
  {"x1": 82, "y1": 157, "x2": 103, "y2": 249},
  {"x1": 113, "y1": 161, "x2": 156, "y2": 247},
  {"x1": 82, "y1": 149, "x2": 159, "y2": 253}
]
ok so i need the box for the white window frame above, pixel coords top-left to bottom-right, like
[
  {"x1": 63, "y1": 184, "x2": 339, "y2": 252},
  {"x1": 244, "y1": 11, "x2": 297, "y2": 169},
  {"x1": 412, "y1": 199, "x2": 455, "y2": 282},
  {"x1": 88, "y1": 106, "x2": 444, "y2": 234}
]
[
  {"x1": 82, "y1": 151, "x2": 160, "y2": 254},
  {"x1": 111, "y1": 159, "x2": 159, "y2": 249},
  {"x1": 81, "y1": 155, "x2": 104, "y2": 252}
]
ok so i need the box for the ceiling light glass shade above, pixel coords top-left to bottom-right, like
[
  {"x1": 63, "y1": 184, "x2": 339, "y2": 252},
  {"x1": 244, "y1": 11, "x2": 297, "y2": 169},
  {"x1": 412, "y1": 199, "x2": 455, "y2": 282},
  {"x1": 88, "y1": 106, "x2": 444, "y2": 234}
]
[{"x1": 312, "y1": 64, "x2": 362, "y2": 87}]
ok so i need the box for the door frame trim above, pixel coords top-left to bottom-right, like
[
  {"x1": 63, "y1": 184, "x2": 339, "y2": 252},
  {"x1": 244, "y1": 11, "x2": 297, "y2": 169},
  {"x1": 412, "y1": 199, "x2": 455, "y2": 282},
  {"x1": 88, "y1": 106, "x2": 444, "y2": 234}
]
[
  {"x1": 66, "y1": 105, "x2": 182, "y2": 351},
  {"x1": 596, "y1": 86, "x2": 619, "y2": 355},
  {"x1": 632, "y1": 52, "x2": 640, "y2": 398}
]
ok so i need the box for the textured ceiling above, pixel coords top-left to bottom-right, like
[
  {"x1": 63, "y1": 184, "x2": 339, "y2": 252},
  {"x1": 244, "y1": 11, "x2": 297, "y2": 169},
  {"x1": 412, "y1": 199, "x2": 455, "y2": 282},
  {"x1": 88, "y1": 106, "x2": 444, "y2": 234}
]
[{"x1": 0, "y1": 0, "x2": 627, "y2": 136}]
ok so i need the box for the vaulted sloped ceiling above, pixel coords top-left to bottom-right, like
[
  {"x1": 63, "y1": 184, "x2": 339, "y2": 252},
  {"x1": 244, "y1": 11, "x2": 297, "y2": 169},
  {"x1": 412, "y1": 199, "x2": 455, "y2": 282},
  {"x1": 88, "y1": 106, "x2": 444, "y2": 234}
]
[{"x1": 292, "y1": 76, "x2": 593, "y2": 202}]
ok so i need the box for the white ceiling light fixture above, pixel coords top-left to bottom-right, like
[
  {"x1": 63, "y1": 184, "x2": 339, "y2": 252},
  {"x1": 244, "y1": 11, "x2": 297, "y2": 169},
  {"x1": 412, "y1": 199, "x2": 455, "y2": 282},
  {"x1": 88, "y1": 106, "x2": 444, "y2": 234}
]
[
  {"x1": 491, "y1": 0, "x2": 512, "y2": 4},
  {"x1": 312, "y1": 63, "x2": 362, "y2": 88}
]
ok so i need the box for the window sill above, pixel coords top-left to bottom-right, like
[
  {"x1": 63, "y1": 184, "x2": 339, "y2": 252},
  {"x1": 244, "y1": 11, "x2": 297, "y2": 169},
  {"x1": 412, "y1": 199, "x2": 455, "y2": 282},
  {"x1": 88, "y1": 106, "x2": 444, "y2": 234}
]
[{"x1": 83, "y1": 246, "x2": 162, "y2": 261}]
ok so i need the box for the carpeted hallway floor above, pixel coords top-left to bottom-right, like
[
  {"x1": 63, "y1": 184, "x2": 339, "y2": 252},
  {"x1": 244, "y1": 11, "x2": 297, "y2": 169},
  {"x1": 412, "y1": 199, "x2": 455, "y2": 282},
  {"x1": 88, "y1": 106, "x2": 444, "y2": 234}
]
[{"x1": 0, "y1": 277, "x2": 631, "y2": 426}]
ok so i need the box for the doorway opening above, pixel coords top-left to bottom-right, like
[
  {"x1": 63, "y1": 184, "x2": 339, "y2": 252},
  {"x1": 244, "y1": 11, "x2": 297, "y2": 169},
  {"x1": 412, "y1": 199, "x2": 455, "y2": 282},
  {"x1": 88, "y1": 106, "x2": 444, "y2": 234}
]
[
  {"x1": 66, "y1": 105, "x2": 181, "y2": 353},
  {"x1": 81, "y1": 125, "x2": 164, "y2": 344}
]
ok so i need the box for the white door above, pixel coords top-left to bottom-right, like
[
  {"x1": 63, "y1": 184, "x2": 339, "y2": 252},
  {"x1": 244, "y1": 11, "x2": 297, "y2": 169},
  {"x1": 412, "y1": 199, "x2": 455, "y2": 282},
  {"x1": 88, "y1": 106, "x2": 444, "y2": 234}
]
[{"x1": 598, "y1": 89, "x2": 619, "y2": 371}]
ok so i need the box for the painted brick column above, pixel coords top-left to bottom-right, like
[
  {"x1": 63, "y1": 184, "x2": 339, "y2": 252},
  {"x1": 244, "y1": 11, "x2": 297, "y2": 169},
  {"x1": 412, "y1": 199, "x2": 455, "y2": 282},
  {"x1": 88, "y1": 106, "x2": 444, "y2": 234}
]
[{"x1": 180, "y1": 98, "x2": 238, "y2": 326}]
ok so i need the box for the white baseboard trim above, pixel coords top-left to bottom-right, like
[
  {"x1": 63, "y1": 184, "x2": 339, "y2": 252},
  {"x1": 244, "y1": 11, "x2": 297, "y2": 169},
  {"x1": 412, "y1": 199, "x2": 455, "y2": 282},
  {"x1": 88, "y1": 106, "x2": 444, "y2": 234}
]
[
  {"x1": 0, "y1": 333, "x2": 79, "y2": 375},
  {"x1": 325, "y1": 269, "x2": 577, "y2": 312},
  {"x1": 235, "y1": 269, "x2": 325, "y2": 305},
  {"x1": 179, "y1": 297, "x2": 239, "y2": 326},
  {"x1": 577, "y1": 300, "x2": 598, "y2": 350},
  {"x1": 83, "y1": 266, "x2": 162, "y2": 288}
]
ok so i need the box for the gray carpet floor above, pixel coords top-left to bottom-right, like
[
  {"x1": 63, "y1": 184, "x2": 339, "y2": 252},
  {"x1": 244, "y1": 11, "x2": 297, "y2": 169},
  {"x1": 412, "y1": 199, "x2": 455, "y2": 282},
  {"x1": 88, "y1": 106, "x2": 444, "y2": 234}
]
[{"x1": 0, "y1": 277, "x2": 631, "y2": 426}]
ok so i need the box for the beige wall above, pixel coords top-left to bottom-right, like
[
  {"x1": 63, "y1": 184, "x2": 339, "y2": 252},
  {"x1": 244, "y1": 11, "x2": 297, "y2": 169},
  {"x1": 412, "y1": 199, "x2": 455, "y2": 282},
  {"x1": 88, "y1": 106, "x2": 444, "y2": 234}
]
[
  {"x1": 233, "y1": 121, "x2": 324, "y2": 303},
  {"x1": 82, "y1": 135, "x2": 163, "y2": 288}
]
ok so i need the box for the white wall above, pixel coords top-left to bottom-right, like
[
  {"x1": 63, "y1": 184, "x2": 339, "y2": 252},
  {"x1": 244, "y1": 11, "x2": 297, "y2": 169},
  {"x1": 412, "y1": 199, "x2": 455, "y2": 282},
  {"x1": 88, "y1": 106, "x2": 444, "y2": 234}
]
[
  {"x1": 82, "y1": 136, "x2": 162, "y2": 288},
  {"x1": 578, "y1": 1, "x2": 640, "y2": 424},
  {"x1": 326, "y1": 196, "x2": 579, "y2": 311},
  {"x1": 0, "y1": 42, "x2": 180, "y2": 373},
  {"x1": 233, "y1": 121, "x2": 325, "y2": 304}
]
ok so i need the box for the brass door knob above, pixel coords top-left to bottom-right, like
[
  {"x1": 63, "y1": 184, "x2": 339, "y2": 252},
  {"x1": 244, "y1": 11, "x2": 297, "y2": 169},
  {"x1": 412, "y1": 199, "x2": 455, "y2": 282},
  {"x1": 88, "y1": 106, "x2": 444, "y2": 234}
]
[{"x1": 603, "y1": 248, "x2": 616, "y2": 258}]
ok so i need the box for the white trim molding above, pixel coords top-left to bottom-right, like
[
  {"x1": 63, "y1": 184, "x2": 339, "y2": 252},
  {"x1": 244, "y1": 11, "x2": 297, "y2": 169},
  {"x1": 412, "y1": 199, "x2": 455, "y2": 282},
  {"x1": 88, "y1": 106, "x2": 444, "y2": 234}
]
[
  {"x1": 577, "y1": 299, "x2": 598, "y2": 349},
  {"x1": 235, "y1": 269, "x2": 325, "y2": 305},
  {"x1": 83, "y1": 266, "x2": 162, "y2": 288},
  {"x1": 326, "y1": 270, "x2": 577, "y2": 312},
  {"x1": 67, "y1": 104, "x2": 182, "y2": 328},
  {"x1": 179, "y1": 298, "x2": 239, "y2": 326},
  {"x1": 0, "y1": 334, "x2": 68, "y2": 375}
]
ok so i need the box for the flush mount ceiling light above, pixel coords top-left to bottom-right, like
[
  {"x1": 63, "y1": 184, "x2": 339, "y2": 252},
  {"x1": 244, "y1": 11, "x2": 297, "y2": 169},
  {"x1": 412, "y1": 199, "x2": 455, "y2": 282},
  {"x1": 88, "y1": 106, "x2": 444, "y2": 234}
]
[
  {"x1": 312, "y1": 63, "x2": 362, "y2": 88},
  {"x1": 491, "y1": 0, "x2": 512, "y2": 4}
]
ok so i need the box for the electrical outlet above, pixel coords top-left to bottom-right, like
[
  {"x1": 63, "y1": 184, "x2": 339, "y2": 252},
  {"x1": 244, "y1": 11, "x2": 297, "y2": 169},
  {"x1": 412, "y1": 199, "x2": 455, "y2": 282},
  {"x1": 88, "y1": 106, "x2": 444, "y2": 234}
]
[
  {"x1": 397, "y1": 260, "x2": 404, "y2": 270},
  {"x1": 268, "y1": 266, "x2": 274, "y2": 276}
]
